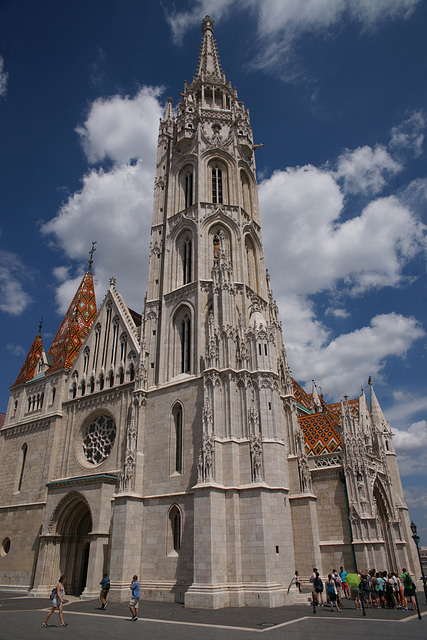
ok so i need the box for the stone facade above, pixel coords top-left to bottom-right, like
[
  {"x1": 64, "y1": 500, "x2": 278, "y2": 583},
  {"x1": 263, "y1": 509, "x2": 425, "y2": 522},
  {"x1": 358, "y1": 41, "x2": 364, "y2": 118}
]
[{"x1": 0, "y1": 16, "x2": 420, "y2": 608}]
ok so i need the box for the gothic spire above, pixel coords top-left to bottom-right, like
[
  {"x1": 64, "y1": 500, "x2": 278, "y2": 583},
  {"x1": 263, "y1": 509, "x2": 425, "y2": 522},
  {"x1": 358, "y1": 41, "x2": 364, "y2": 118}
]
[
  {"x1": 195, "y1": 15, "x2": 223, "y2": 80},
  {"x1": 11, "y1": 331, "x2": 44, "y2": 388},
  {"x1": 47, "y1": 268, "x2": 97, "y2": 373},
  {"x1": 369, "y1": 377, "x2": 390, "y2": 433}
]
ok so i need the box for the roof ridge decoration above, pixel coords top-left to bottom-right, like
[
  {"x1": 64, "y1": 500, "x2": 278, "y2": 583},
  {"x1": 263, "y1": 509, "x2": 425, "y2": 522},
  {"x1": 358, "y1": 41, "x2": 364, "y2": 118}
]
[
  {"x1": 47, "y1": 270, "x2": 97, "y2": 373},
  {"x1": 11, "y1": 331, "x2": 44, "y2": 388},
  {"x1": 109, "y1": 276, "x2": 140, "y2": 344},
  {"x1": 195, "y1": 15, "x2": 223, "y2": 81}
]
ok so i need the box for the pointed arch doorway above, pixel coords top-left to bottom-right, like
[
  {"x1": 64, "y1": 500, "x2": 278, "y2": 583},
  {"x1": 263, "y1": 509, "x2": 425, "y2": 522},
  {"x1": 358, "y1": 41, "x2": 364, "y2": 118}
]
[
  {"x1": 373, "y1": 481, "x2": 397, "y2": 571},
  {"x1": 53, "y1": 492, "x2": 93, "y2": 596}
]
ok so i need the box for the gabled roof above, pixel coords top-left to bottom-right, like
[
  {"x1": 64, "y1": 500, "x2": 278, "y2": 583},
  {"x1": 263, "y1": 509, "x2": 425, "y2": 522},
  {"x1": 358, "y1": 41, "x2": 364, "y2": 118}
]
[
  {"x1": 11, "y1": 331, "x2": 44, "y2": 388},
  {"x1": 47, "y1": 270, "x2": 97, "y2": 374}
]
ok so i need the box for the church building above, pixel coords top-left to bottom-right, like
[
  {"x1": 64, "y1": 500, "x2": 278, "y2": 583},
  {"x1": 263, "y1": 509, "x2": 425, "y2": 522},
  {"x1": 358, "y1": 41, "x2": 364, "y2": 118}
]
[{"x1": 0, "y1": 16, "x2": 419, "y2": 609}]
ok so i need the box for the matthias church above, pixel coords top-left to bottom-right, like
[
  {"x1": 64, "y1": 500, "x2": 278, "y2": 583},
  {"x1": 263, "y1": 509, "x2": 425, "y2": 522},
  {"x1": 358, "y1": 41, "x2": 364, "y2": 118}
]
[{"x1": 0, "y1": 17, "x2": 418, "y2": 608}]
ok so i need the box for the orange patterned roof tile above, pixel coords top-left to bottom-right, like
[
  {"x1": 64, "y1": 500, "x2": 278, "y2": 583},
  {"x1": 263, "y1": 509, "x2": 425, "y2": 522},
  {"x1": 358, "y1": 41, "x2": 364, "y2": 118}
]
[
  {"x1": 47, "y1": 270, "x2": 97, "y2": 373},
  {"x1": 298, "y1": 411, "x2": 342, "y2": 457},
  {"x1": 11, "y1": 332, "x2": 44, "y2": 388},
  {"x1": 292, "y1": 378, "x2": 312, "y2": 411}
]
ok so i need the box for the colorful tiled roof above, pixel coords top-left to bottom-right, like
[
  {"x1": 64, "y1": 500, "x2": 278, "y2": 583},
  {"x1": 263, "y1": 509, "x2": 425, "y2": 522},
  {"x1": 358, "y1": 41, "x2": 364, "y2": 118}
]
[
  {"x1": 292, "y1": 378, "x2": 312, "y2": 411},
  {"x1": 11, "y1": 332, "x2": 44, "y2": 388},
  {"x1": 329, "y1": 398, "x2": 359, "y2": 420},
  {"x1": 299, "y1": 411, "x2": 342, "y2": 457},
  {"x1": 47, "y1": 270, "x2": 97, "y2": 373}
]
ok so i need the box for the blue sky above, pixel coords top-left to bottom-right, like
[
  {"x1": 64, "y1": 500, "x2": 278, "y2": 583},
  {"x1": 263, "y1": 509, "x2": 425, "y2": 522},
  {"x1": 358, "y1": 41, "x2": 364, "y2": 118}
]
[{"x1": 0, "y1": 0, "x2": 426, "y2": 540}]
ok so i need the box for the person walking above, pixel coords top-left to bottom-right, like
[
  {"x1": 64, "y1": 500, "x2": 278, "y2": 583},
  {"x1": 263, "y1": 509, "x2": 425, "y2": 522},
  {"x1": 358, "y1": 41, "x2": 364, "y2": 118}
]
[
  {"x1": 100, "y1": 573, "x2": 110, "y2": 610},
  {"x1": 401, "y1": 568, "x2": 417, "y2": 612},
  {"x1": 326, "y1": 574, "x2": 341, "y2": 612},
  {"x1": 339, "y1": 566, "x2": 350, "y2": 598},
  {"x1": 129, "y1": 575, "x2": 140, "y2": 621},
  {"x1": 42, "y1": 575, "x2": 67, "y2": 627}
]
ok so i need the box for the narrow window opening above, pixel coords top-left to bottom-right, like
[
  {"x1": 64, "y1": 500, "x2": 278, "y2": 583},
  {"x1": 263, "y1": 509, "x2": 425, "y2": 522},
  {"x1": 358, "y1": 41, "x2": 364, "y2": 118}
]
[
  {"x1": 175, "y1": 407, "x2": 183, "y2": 473},
  {"x1": 18, "y1": 443, "x2": 28, "y2": 492}
]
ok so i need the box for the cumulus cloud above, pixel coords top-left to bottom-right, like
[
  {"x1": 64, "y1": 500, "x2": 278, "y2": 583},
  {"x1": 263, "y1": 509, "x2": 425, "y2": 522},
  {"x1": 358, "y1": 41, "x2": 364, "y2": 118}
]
[
  {"x1": 0, "y1": 56, "x2": 8, "y2": 99},
  {"x1": 0, "y1": 250, "x2": 32, "y2": 315},
  {"x1": 41, "y1": 86, "x2": 164, "y2": 314},
  {"x1": 281, "y1": 308, "x2": 424, "y2": 398},
  {"x1": 76, "y1": 86, "x2": 163, "y2": 164},
  {"x1": 393, "y1": 420, "x2": 427, "y2": 453},
  {"x1": 335, "y1": 145, "x2": 401, "y2": 196},
  {"x1": 389, "y1": 110, "x2": 426, "y2": 159},
  {"x1": 165, "y1": 0, "x2": 420, "y2": 76},
  {"x1": 260, "y1": 165, "x2": 426, "y2": 298}
]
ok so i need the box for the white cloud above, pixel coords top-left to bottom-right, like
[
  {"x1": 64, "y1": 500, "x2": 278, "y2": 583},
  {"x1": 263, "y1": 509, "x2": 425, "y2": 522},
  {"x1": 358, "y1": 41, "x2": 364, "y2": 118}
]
[
  {"x1": 335, "y1": 145, "x2": 401, "y2": 196},
  {"x1": 260, "y1": 165, "x2": 426, "y2": 298},
  {"x1": 0, "y1": 56, "x2": 8, "y2": 99},
  {"x1": 0, "y1": 250, "x2": 32, "y2": 315},
  {"x1": 165, "y1": 1, "x2": 420, "y2": 76},
  {"x1": 389, "y1": 110, "x2": 426, "y2": 159},
  {"x1": 281, "y1": 308, "x2": 425, "y2": 398},
  {"x1": 41, "y1": 86, "x2": 165, "y2": 315},
  {"x1": 386, "y1": 391, "x2": 427, "y2": 428},
  {"x1": 326, "y1": 307, "x2": 350, "y2": 319},
  {"x1": 6, "y1": 343, "x2": 26, "y2": 358},
  {"x1": 393, "y1": 420, "x2": 427, "y2": 453},
  {"x1": 76, "y1": 86, "x2": 163, "y2": 165}
]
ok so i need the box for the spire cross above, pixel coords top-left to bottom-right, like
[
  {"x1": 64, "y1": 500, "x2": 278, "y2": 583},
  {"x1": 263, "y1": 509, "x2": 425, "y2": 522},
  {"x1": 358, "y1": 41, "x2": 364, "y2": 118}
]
[
  {"x1": 88, "y1": 241, "x2": 97, "y2": 270},
  {"x1": 38, "y1": 315, "x2": 43, "y2": 334}
]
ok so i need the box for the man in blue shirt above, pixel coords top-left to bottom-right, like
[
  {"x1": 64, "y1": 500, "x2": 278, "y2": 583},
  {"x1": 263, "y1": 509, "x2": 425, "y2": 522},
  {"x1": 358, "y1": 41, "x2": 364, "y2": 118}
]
[
  {"x1": 129, "y1": 575, "x2": 140, "y2": 621},
  {"x1": 340, "y1": 566, "x2": 350, "y2": 598},
  {"x1": 100, "y1": 573, "x2": 110, "y2": 610}
]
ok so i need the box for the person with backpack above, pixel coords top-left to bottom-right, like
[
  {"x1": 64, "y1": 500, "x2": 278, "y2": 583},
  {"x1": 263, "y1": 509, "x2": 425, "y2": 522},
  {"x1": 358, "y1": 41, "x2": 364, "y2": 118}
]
[
  {"x1": 401, "y1": 568, "x2": 417, "y2": 612},
  {"x1": 313, "y1": 571, "x2": 324, "y2": 605},
  {"x1": 327, "y1": 574, "x2": 341, "y2": 612},
  {"x1": 42, "y1": 575, "x2": 67, "y2": 627}
]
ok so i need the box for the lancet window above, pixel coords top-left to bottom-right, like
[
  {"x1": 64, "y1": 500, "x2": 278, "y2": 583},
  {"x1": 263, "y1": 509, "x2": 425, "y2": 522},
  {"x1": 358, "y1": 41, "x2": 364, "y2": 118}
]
[{"x1": 212, "y1": 167, "x2": 223, "y2": 203}]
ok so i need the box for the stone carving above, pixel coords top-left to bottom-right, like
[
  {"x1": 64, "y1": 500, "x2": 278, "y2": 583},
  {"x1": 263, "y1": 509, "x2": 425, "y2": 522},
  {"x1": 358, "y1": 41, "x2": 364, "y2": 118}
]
[
  {"x1": 250, "y1": 436, "x2": 263, "y2": 482},
  {"x1": 197, "y1": 433, "x2": 214, "y2": 482}
]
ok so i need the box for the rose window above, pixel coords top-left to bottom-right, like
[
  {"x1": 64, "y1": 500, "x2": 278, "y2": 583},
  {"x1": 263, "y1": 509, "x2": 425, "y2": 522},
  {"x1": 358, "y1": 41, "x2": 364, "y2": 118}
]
[{"x1": 83, "y1": 415, "x2": 116, "y2": 465}]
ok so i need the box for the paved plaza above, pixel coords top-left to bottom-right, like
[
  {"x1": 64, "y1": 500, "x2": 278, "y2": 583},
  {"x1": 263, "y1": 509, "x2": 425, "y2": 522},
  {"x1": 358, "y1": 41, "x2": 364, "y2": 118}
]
[{"x1": 0, "y1": 590, "x2": 425, "y2": 640}]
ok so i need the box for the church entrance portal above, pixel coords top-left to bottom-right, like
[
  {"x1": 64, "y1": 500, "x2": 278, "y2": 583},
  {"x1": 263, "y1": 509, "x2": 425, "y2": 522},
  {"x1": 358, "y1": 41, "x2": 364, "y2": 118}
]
[{"x1": 54, "y1": 493, "x2": 93, "y2": 596}]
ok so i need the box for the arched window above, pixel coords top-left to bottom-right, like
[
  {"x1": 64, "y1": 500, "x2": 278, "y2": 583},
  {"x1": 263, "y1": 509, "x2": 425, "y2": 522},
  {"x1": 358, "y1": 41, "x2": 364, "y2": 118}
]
[
  {"x1": 240, "y1": 170, "x2": 251, "y2": 213},
  {"x1": 81, "y1": 379, "x2": 86, "y2": 396},
  {"x1": 129, "y1": 362, "x2": 135, "y2": 382},
  {"x1": 173, "y1": 404, "x2": 183, "y2": 474},
  {"x1": 212, "y1": 166, "x2": 223, "y2": 203},
  {"x1": 17, "y1": 443, "x2": 27, "y2": 492},
  {"x1": 13, "y1": 400, "x2": 18, "y2": 417},
  {"x1": 180, "y1": 312, "x2": 191, "y2": 374},
  {"x1": 109, "y1": 370, "x2": 114, "y2": 388},
  {"x1": 99, "y1": 373, "x2": 104, "y2": 391},
  {"x1": 213, "y1": 234, "x2": 220, "y2": 260},
  {"x1": 168, "y1": 505, "x2": 182, "y2": 553},
  {"x1": 181, "y1": 235, "x2": 192, "y2": 284},
  {"x1": 245, "y1": 235, "x2": 258, "y2": 292},
  {"x1": 83, "y1": 347, "x2": 90, "y2": 374},
  {"x1": 119, "y1": 367, "x2": 124, "y2": 384},
  {"x1": 89, "y1": 377, "x2": 95, "y2": 394},
  {"x1": 185, "y1": 171, "x2": 193, "y2": 209}
]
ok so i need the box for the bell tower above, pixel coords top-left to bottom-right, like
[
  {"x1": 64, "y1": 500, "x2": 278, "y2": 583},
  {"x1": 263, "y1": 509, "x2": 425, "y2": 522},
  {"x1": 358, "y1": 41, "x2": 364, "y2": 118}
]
[{"x1": 122, "y1": 15, "x2": 307, "y2": 609}]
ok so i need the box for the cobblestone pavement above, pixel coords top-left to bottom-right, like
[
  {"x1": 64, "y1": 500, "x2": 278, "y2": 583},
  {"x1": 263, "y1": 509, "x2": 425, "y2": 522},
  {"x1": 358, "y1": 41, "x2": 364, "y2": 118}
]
[{"x1": 0, "y1": 590, "x2": 425, "y2": 640}]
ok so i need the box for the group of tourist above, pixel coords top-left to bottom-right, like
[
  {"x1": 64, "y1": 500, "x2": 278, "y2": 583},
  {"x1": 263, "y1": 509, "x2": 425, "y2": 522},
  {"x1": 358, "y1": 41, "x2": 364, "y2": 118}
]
[
  {"x1": 308, "y1": 566, "x2": 418, "y2": 612},
  {"x1": 42, "y1": 572, "x2": 140, "y2": 627}
]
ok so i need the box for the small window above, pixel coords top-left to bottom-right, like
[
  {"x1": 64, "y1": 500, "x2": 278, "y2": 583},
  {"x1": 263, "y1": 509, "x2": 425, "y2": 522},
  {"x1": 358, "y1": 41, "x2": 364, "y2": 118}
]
[
  {"x1": 1, "y1": 538, "x2": 11, "y2": 557},
  {"x1": 212, "y1": 167, "x2": 223, "y2": 204}
]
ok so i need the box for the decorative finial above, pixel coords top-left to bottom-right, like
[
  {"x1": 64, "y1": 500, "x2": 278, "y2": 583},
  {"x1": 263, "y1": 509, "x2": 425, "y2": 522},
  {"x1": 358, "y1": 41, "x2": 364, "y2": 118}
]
[
  {"x1": 38, "y1": 315, "x2": 43, "y2": 334},
  {"x1": 368, "y1": 376, "x2": 372, "y2": 385},
  {"x1": 202, "y1": 15, "x2": 214, "y2": 33},
  {"x1": 110, "y1": 275, "x2": 116, "y2": 290},
  {"x1": 88, "y1": 241, "x2": 97, "y2": 271}
]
